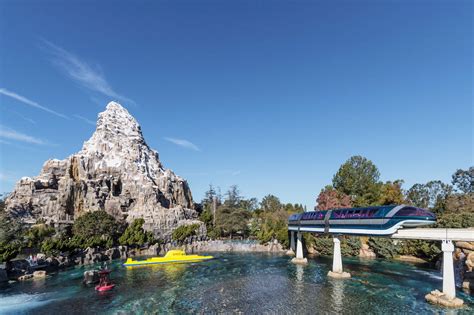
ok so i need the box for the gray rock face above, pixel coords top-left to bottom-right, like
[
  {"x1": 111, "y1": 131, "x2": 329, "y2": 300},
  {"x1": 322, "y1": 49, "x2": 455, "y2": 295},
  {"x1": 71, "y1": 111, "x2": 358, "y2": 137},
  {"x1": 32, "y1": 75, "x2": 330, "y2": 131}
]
[{"x1": 5, "y1": 102, "x2": 202, "y2": 237}]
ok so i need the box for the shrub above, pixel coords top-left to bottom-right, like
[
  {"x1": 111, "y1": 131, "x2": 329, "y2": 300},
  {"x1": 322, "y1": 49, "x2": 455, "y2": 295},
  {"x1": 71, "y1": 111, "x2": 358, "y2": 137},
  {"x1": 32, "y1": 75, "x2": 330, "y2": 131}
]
[
  {"x1": 435, "y1": 212, "x2": 474, "y2": 228},
  {"x1": 25, "y1": 224, "x2": 56, "y2": 248},
  {"x1": 311, "y1": 235, "x2": 333, "y2": 256},
  {"x1": 400, "y1": 239, "x2": 441, "y2": 262},
  {"x1": 254, "y1": 209, "x2": 291, "y2": 247},
  {"x1": 309, "y1": 235, "x2": 361, "y2": 257},
  {"x1": 368, "y1": 237, "x2": 401, "y2": 258},
  {"x1": 341, "y1": 236, "x2": 361, "y2": 256},
  {"x1": 40, "y1": 234, "x2": 115, "y2": 256},
  {"x1": 119, "y1": 219, "x2": 155, "y2": 246},
  {"x1": 0, "y1": 213, "x2": 23, "y2": 262},
  {"x1": 72, "y1": 211, "x2": 123, "y2": 242},
  {"x1": 0, "y1": 242, "x2": 21, "y2": 263},
  {"x1": 172, "y1": 224, "x2": 200, "y2": 242}
]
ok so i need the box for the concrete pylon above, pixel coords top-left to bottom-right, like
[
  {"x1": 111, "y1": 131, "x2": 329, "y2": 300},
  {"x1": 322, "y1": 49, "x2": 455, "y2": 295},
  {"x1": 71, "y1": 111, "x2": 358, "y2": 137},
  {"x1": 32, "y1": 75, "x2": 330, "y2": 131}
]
[
  {"x1": 291, "y1": 232, "x2": 307, "y2": 265},
  {"x1": 328, "y1": 237, "x2": 351, "y2": 279},
  {"x1": 442, "y1": 240, "x2": 456, "y2": 299},
  {"x1": 425, "y1": 240, "x2": 464, "y2": 307}
]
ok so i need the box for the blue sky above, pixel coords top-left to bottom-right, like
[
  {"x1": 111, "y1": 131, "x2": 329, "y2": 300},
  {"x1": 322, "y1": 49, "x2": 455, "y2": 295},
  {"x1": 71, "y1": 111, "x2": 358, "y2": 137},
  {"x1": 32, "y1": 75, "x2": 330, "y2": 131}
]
[{"x1": 0, "y1": 0, "x2": 472, "y2": 208}]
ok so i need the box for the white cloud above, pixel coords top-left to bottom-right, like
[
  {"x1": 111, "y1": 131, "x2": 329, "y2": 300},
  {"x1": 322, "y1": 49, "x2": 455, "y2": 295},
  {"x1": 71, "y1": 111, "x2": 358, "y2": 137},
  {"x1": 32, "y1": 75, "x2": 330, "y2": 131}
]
[
  {"x1": 0, "y1": 125, "x2": 47, "y2": 145},
  {"x1": 0, "y1": 88, "x2": 68, "y2": 119},
  {"x1": 164, "y1": 137, "x2": 200, "y2": 151},
  {"x1": 41, "y1": 40, "x2": 135, "y2": 105},
  {"x1": 74, "y1": 114, "x2": 96, "y2": 126}
]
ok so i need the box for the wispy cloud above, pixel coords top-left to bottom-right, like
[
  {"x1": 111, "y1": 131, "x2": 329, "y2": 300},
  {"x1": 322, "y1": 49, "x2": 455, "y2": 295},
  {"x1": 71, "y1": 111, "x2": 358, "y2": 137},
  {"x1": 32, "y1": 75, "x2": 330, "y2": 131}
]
[
  {"x1": 41, "y1": 39, "x2": 135, "y2": 105},
  {"x1": 164, "y1": 137, "x2": 200, "y2": 151},
  {"x1": 0, "y1": 125, "x2": 47, "y2": 145},
  {"x1": 74, "y1": 114, "x2": 96, "y2": 126},
  {"x1": 0, "y1": 88, "x2": 68, "y2": 119},
  {"x1": 10, "y1": 111, "x2": 36, "y2": 124}
]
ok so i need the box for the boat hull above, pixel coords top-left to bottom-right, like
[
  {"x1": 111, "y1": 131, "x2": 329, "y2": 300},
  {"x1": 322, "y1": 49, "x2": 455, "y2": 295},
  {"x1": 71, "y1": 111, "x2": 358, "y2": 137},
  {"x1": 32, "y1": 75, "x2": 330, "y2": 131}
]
[{"x1": 95, "y1": 284, "x2": 115, "y2": 292}]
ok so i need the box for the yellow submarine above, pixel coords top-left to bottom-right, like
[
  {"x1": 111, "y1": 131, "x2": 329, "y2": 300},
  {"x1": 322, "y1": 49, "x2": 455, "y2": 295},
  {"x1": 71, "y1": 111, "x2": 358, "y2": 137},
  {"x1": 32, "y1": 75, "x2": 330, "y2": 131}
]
[{"x1": 123, "y1": 250, "x2": 213, "y2": 267}]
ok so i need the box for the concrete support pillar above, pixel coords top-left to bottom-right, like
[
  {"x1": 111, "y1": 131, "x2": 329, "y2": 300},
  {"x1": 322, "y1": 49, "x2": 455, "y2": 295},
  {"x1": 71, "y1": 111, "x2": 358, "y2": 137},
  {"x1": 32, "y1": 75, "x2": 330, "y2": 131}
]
[
  {"x1": 332, "y1": 237, "x2": 343, "y2": 273},
  {"x1": 425, "y1": 240, "x2": 463, "y2": 307},
  {"x1": 442, "y1": 240, "x2": 456, "y2": 299},
  {"x1": 328, "y1": 237, "x2": 351, "y2": 279},
  {"x1": 296, "y1": 232, "x2": 304, "y2": 259},
  {"x1": 291, "y1": 232, "x2": 307, "y2": 265}
]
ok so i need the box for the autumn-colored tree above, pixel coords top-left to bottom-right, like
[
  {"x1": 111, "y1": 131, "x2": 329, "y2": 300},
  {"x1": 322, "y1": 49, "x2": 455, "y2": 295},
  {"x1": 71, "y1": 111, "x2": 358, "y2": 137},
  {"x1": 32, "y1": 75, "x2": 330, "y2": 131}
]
[
  {"x1": 444, "y1": 193, "x2": 474, "y2": 213},
  {"x1": 316, "y1": 185, "x2": 352, "y2": 210},
  {"x1": 378, "y1": 180, "x2": 405, "y2": 205}
]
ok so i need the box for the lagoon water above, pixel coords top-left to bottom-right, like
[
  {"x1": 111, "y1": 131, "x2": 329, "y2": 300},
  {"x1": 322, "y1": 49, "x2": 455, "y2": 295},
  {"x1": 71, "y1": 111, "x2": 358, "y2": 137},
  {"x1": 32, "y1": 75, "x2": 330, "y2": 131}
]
[{"x1": 1, "y1": 252, "x2": 473, "y2": 314}]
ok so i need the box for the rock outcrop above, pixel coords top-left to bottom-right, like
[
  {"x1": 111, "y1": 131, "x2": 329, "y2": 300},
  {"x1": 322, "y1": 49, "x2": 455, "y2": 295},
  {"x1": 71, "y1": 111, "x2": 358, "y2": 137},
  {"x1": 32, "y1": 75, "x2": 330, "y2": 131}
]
[{"x1": 5, "y1": 102, "x2": 201, "y2": 237}]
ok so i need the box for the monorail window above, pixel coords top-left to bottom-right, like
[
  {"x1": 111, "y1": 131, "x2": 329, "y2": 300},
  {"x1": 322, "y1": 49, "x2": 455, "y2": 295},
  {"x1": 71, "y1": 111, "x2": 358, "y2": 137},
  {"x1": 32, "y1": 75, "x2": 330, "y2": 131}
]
[{"x1": 396, "y1": 207, "x2": 435, "y2": 217}]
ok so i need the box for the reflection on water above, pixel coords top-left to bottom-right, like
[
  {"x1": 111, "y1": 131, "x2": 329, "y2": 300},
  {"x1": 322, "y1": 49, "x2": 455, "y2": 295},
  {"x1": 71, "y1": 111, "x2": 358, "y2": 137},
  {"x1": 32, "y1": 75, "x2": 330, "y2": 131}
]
[
  {"x1": 330, "y1": 279, "x2": 345, "y2": 313},
  {"x1": 0, "y1": 253, "x2": 473, "y2": 314}
]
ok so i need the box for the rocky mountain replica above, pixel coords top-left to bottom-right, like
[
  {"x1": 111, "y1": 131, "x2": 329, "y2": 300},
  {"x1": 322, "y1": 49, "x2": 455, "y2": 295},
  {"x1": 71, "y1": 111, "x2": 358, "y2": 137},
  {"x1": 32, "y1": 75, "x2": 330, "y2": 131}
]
[{"x1": 5, "y1": 102, "x2": 202, "y2": 237}]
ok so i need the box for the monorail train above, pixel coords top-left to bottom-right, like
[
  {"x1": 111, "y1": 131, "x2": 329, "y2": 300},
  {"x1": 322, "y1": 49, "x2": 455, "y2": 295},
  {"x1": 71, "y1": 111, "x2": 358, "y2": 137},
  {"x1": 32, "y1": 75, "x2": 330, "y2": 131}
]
[{"x1": 288, "y1": 205, "x2": 436, "y2": 236}]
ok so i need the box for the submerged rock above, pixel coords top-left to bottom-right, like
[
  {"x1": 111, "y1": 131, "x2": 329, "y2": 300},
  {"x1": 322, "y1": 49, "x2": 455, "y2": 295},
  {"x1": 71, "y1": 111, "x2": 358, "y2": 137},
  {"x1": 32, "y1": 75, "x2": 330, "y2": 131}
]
[
  {"x1": 5, "y1": 101, "x2": 202, "y2": 237},
  {"x1": 33, "y1": 270, "x2": 46, "y2": 279},
  {"x1": 359, "y1": 243, "x2": 376, "y2": 259},
  {"x1": 83, "y1": 270, "x2": 99, "y2": 285},
  {"x1": 425, "y1": 290, "x2": 464, "y2": 308}
]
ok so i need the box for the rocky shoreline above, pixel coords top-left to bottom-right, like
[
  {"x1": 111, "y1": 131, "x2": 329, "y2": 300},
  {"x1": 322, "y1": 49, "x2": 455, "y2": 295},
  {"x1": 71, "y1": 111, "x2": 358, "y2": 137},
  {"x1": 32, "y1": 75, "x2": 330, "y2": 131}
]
[
  {"x1": 1, "y1": 238, "x2": 472, "y2": 294},
  {"x1": 0, "y1": 239, "x2": 285, "y2": 282}
]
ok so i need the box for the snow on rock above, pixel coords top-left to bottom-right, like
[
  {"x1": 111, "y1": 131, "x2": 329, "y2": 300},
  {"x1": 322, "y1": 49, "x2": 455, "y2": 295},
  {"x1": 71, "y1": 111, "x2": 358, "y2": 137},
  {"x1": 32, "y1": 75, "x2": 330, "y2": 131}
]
[{"x1": 5, "y1": 101, "x2": 201, "y2": 237}]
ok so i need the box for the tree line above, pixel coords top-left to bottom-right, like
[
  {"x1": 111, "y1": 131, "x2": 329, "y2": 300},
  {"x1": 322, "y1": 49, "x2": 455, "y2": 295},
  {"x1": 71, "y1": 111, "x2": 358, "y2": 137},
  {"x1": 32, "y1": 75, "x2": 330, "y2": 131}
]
[
  {"x1": 1, "y1": 156, "x2": 472, "y2": 263},
  {"x1": 312, "y1": 155, "x2": 473, "y2": 260},
  {"x1": 198, "y1": 185, "x2": 305, "y2": 247}
]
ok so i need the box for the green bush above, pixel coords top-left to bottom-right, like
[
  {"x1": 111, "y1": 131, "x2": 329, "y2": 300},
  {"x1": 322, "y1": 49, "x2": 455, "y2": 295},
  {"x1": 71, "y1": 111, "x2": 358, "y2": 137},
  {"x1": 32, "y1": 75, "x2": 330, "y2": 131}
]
[
  {"x1": 199, "y1": 209, "x2": 213, "y2": 229},
  {"x1": 0, "y1": 213, "x2": 23, "y2": 262},
  {"x1": 400, "y1": 239, "x2": 441, "y2": 262},
  {"x1": 341, "y1": 236, "x2": 361, "y2": 256},
  {"x1": 435, "y1": 212, "x2": 474, "y2": 228},
  {"x1": 254, "y1": 210, "x2": 291, "y2": 247},
  {"x1": 207, "y1": 227, "x2": 221, "y2": 240},
  {"x1": 0, "y1": 242, "x2": 21, "y2": 263},
  {"x1": 368, "y1": 237, "x2": 401, "y2": 258},
  {"x1": 311, "y1": 235, "x2": 333, "y2": 256},
  {"x1": 172, "y1": 224, "x2": 200, "y2": 242},
  {"x1": 72, "y1": 211, "x2": 123, "y2": 242},
  {"x1": 309, "y1": 235, "x2": 361, "y2": 257},
  {"x1": 25, "y1": 224, "x2": 56, "y2": 248},
  {"x1": 119, "y1": 219, "x2": 155, "y2": 246},
  {"x1": 40, "y1": 234, "x2": 115, "y2": 256}
]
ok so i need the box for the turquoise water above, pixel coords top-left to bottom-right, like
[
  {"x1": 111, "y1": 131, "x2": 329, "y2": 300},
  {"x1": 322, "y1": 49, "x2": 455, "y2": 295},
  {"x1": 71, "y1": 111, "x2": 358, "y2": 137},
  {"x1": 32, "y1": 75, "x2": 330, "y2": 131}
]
[{"x1": 0, "y1": 253, "x2": 473, "y2": 314}]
